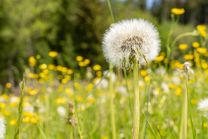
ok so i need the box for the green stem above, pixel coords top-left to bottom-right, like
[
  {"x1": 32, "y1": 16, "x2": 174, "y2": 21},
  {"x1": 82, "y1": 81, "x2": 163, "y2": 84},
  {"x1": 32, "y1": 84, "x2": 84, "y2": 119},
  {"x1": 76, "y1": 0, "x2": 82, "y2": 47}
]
[
  {"x1": 14, "y1": 77, "x2": 25, "y2": 139},
  {"x1": 184, "y1": 76, "x2": 188, "y2": 139},
  {"x1": 171, "y1": 32, "x2": 197, "y2": 49},
  {"x1": 186, "y1": 75, "x2": 195, "y2": 139},
  {"x1": 106, "y1": 0, "x2": 115, "y2": 23},
  {"x1": 124, "y1": 69, "x2": 133, "y2": 118},
  {"x1": 132, "y1": 62, "x2": 140, "y2": 139},
  {"x1": 73, "y1": 75, "x2": 83, "y2": 139},
  {"x1": 144, "y1": 76, "x2": 151, "y2": 139},
  {"x1": 70, "y1": 125, "x2": 73, "y2": 139},
  {"x1": 109, "y1": 63, "x2": 116, "y2": 139}
]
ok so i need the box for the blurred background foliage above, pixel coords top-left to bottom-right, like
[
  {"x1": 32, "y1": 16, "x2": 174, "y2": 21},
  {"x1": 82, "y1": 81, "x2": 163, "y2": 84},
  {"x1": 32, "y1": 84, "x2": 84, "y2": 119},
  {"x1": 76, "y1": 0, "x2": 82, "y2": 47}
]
[{"x1": 0, "y1": 0, "x2": 207, "y2": 85}]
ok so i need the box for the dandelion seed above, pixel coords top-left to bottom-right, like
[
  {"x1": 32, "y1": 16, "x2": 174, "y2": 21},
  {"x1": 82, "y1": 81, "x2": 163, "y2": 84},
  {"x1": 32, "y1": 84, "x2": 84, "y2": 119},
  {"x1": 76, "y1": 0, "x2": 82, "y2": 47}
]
[{"x1": 102, "y1": 19, "x2": 160, "y2": 69}]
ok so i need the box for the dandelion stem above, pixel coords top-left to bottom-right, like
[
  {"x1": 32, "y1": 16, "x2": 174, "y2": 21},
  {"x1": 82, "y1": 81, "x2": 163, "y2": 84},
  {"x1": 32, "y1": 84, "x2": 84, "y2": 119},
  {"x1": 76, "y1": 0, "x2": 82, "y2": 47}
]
[
  {"x1": 73, "y1": 74, "x2": 83, "y2": 139},
  {"x1": 184, "y1": 75, "x2": 188, "y2": 139},
  {"x1": 132, "y1": 62, "x2": 140, "y2": 139},
  {"x1": 124, "y1": 69, "x2": 133, "y2": 118},
  {"x1": 14, "y1": 77, "x2": 25, "y2": 139},
  {"x1": 144, "y1": 76, "x2": 151, "y2": 139},
  {"x1": 109, "y1": 63, "x2": 117, "y2": 139},
  {"x1": 186, "y1": 74, "x2": 196, "y2": 139}
]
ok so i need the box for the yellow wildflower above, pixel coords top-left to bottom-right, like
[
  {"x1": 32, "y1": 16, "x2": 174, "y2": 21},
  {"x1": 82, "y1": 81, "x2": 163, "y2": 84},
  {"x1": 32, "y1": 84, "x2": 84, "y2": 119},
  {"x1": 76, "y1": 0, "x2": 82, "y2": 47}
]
[
  {"x1": 61, "y1": 67, "x2": 67, "y2": 73},
  {"x1": 84, "y1": 59, "x2": 90, "y2": 65},
  {"x1": 5, "y1": 83, "x2": 11, "y2": 88},
  {"x1": 76, "y1": 96, "x2": 83, "y2": 102},
  {"x1": 79, "y1": 62, "x2": 85, "y2": 67},
  {"x1": 36, "y1": 55, "x2": 41, "y2": 59},
  {"x1": 39, "y1": 64, "x2": 47, "y2": 69},
  {"x1": 203, "y1": 123, "x2": 207, "y2": 127},
  {"x1": 28, "y1": 89, "x2": 38, "y2": 95},
  {"x1": 179, "y1": 44, "x2": 188, "y2": 50},
  {"x1": 96, "y1": 71, "x2": 102, "y2": 77},
  {"x1": 192, "y1": 42, "x2": 200, "y2": 48},
  {"x1": 76, "y1": 56, "x2": 83, "y2": 61},
  {"x1": 56, "y1": 65, "x2": 63, "y2": 71},
  {"x1": 61, "y1": 78, "x2": 68, "y2": 84},
  {"x1": 171, "y1": 8, "x2": 185, "y2": 15},
  {"x1": 197, "y1": 48, "x2": 207, "y2": 54},
  {"x1": 93, "y1": 65, "x2": 101, "y2": 71},
  {"x1": 43, "y1": 69, "x2": 49, "y2": 74},
  {"x1": 30, "y1": 117, "x2": 37, "y2": 123},
  {"x1": 48, "y1": 64, "x2": 55, "y2": 70},
  {"x1": 4, "y1": 111, "x2": 11, "y2": 116},
  {"x1": 64, "y1": 75, "x2": 71, "y2": 80},
  {"x1": 65, "y1": 88, "x2": 71, "y2": 93},
  {"x1": 168, "y1": 83, "x2": 176, "y2": 89},
  {"x1": 67, "y1": 69, "x2": 73, "y2": 74},
  {"x1": 28, "y1": 56, "x2": 36, "y2": 67},
  {"x1": 55, "y1": 97, "x2": 67, "y2": 104},
  {"x1": 74, "y1": 82, "x2": 81, "y2": 89},
  {"x1": 10, "y1": 119, "x2": 16, "y2": 125},
  {"x1": 140, "y1": 70, "x2": 148, "y2": 76},
  {"x1": 197, "y1": 25, "x2": 206, "y2": 31},
  {"x1": 9, "y1": 102, "x2": 18, "y2": 107},
  {"x1": 22, "y1": 117, "x2": 30, "y2": 123},
  {"x1": 48, "y1": 51, "x2": 58, "y2": 57},
  {"x1": 155, "y1": 55, "x2": 164, "y2": 62},
  {"x1": 86, "y1": 84, "x2": 93, "y2": 91},
  {"x1": 199, "y1": 30, "x2": 207, "y2": 37},
  {"x1": 175, "y1": 88, "x2": 182, "y2": 96},
  {"x1": 102, "y1": 136, "x2": 108, "y2": 139},
  {"x1": 202, "y1": 63, "x2": 208, "y2": 69},
  {"x1": 184, "y1": 54, "x2": 194, "y2": 60},
  {"x1": 144, "y1": 76, "x2": 150, "y2": 82},
  {"x1": 0, "y1": 103, "x2": 6, "y2": 109}
]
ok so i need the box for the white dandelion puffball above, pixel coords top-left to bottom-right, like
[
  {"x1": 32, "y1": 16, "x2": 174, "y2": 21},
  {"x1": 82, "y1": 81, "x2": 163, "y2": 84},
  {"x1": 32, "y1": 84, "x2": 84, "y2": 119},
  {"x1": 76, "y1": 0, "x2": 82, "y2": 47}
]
[
  {"x1": 198, "y1": 98, "x2": 208, "y2": 116},
  {"x1": 57, "y1": 106, "x2": 66, "y2": 117},
  {"x1": 102, "y1": 19, "x2": 161, "y2": 69},
  {"x1": 0, "y1": 116, "x2": 5, "y2": 139}
]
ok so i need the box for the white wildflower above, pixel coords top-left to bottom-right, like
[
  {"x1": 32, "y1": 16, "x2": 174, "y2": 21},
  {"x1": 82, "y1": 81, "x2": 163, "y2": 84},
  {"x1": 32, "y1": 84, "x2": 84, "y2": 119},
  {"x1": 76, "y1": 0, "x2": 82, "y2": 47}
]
[
  {"x1": 115, "y1": 86, "x2": 127, "y2": 96},
  {"x1": 57, "y1": 106, "x2": 66, "y2": 117},
  {"x1": 172, "y1": 76, "x2": 181, "y2": 85},
  {"x1": 102, "y1": 19, "x2": 161, "y2": 69},
  {"x1": 197, "y1": 98, "x2": 208, "y2": 116},
  {"x1": 0, "y1": 96, "x2": 5, "y2": 103},
  {"x1": 183, "y1": 62, "x2": 194, "y2": 74},
  {"x1": 23, "y1": 105, "x2": 34, "y2": 113},
  {"x1": 95, "y1": 79, "x2": 108, "y2": 89},
  {"x1": 161, "y1": 82, "x2": 169, "y2": 93},
  {"x1": 10, "y1": 96, "x2": 19, "y2": 103},
  {"x1": 0, "y1": 116, "x2": 5, "y2": 139},
  {"x1": 138, "y1": 80, "x2": 144, "y2": 87},
  {"x1": 152, "y1": 89, "x2": 159, "y2": 96},
  {"x1": 155, "y1": 67, "x2": 166, "y2": 76},
  {"x1": 103, "y1": 70, "x2": 117, "y2": 83}
]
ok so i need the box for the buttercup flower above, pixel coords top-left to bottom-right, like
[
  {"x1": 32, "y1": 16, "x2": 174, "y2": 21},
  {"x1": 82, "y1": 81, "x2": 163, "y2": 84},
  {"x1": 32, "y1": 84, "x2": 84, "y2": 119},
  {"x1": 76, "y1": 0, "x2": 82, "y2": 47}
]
[
  {"x1": 171, "y1": 8, "x2": 185, "y2": 15},
  {"x1": 102, "y1": 19, "x2": 160, "y2": 69},
  {"x1": 192, "y1": 42, "x2": 200, "y2": 48}
]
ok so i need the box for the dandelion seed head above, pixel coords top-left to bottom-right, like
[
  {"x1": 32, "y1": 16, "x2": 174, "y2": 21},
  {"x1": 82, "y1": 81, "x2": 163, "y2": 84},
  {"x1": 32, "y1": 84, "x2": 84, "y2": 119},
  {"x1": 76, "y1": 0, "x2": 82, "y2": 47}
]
[
  {"x1": 0, "y1": 116, "x2": 6, "y2": 139},
  {"x1": 102, "y1": 19, "x2": 161, "y2": 69},
  {"x1": 197, "y1": 98, "x2": 208, "y2": 116},
  {"x1": 57, "y1": 106, "x2": 66, "y2": 117}
]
